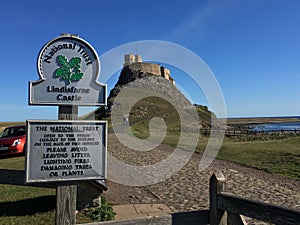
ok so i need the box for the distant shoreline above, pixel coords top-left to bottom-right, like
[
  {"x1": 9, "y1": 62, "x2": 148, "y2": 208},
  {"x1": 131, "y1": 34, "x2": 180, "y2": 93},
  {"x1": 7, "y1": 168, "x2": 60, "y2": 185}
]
[
  {"x1": 220, "y1": 116, "x2": 300, "y2": 125},
  {"x1": 1, "y1": 116, "x2": 300, "y2": 127}
]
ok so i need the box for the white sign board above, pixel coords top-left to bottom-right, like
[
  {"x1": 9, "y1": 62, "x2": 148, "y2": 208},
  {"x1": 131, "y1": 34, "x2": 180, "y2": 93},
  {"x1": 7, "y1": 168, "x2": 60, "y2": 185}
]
[
  {"x1": 29, "y1": 34, "x2": 106, "y2": 105},
  {"x1": 26, "y1": 120, "x2": 107, "y2": 183}
]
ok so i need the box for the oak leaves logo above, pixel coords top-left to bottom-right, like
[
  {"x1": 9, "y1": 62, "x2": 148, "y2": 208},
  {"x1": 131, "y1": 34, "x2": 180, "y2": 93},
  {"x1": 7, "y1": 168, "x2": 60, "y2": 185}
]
[{"x1": 55, "y1": 55, "x2": 84, "y2": 84}]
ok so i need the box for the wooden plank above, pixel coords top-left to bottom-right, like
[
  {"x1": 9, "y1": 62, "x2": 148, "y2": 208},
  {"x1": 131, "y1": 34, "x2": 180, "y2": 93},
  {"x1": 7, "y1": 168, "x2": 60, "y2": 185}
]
[
  {"x1": 218, "y1": 193, "x2": 300, "y2": 225},
  {"x1": 209, "y1": 171, "x2": 227, "y2": 225},
  {"x1": 172, "y1": 210, "x2": 209, "y2": 225}
]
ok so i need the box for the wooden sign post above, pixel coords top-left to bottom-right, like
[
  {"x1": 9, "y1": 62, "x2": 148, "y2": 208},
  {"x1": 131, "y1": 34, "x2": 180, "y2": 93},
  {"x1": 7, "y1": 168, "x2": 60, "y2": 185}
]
[
  {"x1": 56, "y1": 106, "x2": 78, "y2": 225},
  {"x1": 27, "y1": 34, "x2": 107, "y2": 225}
]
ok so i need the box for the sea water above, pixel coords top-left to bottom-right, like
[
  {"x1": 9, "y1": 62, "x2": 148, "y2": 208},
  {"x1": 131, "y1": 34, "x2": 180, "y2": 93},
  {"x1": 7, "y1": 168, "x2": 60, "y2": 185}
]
[{"x1": 251, "y1": 121, "x2": 300, "y2": 131}]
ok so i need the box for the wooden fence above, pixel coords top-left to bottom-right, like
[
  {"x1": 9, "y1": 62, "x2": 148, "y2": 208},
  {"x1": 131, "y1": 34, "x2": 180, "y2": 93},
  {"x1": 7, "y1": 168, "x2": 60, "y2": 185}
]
[
  {"x1": 198, "y1": 128, "x2": 300, "y2": 141},
  {"x1": 209, "y1": 171, "x2": 300, "y2": 225},
  {"x1": 78, "y1": 171, "x2": 300, "y2": 225}
]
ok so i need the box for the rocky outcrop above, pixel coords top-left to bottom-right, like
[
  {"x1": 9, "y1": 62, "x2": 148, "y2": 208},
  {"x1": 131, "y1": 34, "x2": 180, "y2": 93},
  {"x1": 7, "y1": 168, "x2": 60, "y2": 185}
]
[
  {"x1": 90, "y1": 63, "x2": 215, "y2": 129},
  {"x1": 108, "y1": 74, "x2": 189, "y2": 109}
]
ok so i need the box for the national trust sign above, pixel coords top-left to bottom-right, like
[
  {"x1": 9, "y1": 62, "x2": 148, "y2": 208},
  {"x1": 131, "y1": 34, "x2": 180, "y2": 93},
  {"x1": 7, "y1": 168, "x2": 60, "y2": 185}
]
[
  {"x1": 29, "y1": 34, "x2": 106, "y2": 105},
  {"x1": 26, "y1": 34, "x2": 107, "y2": 183}
]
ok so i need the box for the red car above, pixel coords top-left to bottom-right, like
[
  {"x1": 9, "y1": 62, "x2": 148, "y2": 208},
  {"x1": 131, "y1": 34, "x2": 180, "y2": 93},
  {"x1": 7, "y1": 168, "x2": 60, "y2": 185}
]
[{"x1": 0, "y1": 124, "x2": 26, "y2": 157}]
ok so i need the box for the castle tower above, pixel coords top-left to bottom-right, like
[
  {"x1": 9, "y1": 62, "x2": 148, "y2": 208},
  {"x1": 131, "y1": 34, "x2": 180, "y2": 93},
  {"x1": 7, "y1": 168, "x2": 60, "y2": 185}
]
[
  {"x1": 124, "y1": 53, "x2": 142, "y2": 66},
  {"x1": 161, "y1": 67, "x2": 170, "y2": 80},
  {"x1": 122, "y1": 54, "x2": 175, "y2": 86}
]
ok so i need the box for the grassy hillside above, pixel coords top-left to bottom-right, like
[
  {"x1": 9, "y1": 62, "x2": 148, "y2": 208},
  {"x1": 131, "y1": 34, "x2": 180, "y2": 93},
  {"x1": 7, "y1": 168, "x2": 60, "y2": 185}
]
[{"x1": 128, "y1": 96, "x2": 181, "y2": 139}]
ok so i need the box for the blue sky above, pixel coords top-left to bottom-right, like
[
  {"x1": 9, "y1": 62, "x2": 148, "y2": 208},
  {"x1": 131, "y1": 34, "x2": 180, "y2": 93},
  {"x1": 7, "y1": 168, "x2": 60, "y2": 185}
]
[{"x1": 0, "y1": 0, "x2": 299, "y2": 121}]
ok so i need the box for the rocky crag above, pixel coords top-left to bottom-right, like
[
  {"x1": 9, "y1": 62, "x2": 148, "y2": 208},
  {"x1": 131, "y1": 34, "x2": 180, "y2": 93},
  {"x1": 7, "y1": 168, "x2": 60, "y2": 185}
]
[{"x1": 89, "y1": 64, "x2": 216, "y2": 129}]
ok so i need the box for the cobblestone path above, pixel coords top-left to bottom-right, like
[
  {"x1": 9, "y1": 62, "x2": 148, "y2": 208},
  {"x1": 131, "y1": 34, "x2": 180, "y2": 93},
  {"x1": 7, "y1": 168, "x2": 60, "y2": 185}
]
[{"x1": 105, "y1": 133, "x2": 300, "y2": 224}]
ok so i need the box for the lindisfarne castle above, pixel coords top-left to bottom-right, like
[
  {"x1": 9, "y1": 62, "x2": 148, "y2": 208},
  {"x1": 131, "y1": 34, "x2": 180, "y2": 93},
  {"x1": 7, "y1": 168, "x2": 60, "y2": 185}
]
[{"x1": 123, "y1": 53, "x2": 175, "y2": 86}]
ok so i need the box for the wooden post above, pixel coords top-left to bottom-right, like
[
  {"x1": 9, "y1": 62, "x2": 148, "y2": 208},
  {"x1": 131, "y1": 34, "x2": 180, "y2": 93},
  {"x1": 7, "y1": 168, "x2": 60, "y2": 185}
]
[
  {"x1": 210, "y1": 171, "x2": 227, "y2": 225},
  {"x1": 56, "y1": 184, "x2": 77, "y2": 225},
  {"x1": 56, "y1": 106, "x2": 78, "y2": 225}
]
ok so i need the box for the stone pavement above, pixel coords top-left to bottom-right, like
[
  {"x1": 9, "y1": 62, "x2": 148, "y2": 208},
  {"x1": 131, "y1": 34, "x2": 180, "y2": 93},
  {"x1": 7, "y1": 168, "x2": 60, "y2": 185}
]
[{"x1": 113, "y1": 204, "x2": 173, "y2": 220}]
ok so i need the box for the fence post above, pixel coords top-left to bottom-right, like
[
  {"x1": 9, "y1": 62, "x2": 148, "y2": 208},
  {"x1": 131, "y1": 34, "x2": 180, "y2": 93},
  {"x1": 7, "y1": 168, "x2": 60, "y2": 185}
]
[
  {"x1": 210, "y1": 171, "x2": 227, "y2": 225},
  {"x1": 56, "y1": 106, "x2": 78, "y2": 225}
]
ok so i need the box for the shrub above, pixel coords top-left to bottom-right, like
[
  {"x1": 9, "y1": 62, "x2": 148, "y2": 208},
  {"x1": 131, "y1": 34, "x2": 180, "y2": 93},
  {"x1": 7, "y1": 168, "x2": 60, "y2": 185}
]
[{"x1": 85, "y1": 196, "x2": 116, "y2": 222}]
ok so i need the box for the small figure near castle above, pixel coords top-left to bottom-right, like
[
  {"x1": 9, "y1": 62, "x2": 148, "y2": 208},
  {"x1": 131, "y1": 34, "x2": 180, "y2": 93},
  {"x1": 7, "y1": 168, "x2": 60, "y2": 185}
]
[{"x1": 123, "y1": 114, "x2": 129, "y2": 125}]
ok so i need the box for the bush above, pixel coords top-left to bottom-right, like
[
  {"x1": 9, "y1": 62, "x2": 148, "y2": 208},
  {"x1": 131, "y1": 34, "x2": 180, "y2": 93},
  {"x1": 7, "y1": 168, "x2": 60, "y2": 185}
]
[{"x1": 85, "y1": 196, "x2": 116, "y2": 222}]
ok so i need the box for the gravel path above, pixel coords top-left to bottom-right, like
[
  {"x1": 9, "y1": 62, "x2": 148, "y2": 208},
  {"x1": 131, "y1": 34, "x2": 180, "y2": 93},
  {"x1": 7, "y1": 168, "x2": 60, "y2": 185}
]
[{"x1": 104, "y1": 133, "x2": 300, "y2": 224}]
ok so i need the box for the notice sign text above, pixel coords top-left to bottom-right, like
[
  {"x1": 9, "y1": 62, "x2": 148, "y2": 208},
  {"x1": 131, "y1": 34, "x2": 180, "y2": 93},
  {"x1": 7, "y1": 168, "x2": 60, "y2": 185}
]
[{"x1": 26, "y1": 120, "x2": 107, "y2": 183}]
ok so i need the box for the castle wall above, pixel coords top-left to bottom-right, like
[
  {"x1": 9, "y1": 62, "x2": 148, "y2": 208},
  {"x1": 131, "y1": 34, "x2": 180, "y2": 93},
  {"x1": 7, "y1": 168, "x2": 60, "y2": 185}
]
[
  {"x1": 128, "y1": 62, "x2": 161, "y2": 76},
  {"x1": 123, "y1": 54, "x2": 175, "y2": 86}
]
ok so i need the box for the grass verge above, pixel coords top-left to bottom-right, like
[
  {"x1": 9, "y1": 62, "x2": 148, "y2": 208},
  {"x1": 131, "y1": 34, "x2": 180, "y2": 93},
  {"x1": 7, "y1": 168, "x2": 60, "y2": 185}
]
[
  {"x1": 0, "y1": 156, "x2": 92, "y2": 225},
  {"x1": 130, "y1": 120, "x2": 299, "y2": 180},
  {"x1": 217, "y1": 136, "x2": 300, "y2": 179}
]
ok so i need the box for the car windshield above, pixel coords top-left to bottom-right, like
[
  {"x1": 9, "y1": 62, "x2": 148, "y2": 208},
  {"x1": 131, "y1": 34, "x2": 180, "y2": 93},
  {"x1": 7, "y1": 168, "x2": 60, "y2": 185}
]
[{"x1": 0, "y1": 127, "x2": 26, "y2": 138}]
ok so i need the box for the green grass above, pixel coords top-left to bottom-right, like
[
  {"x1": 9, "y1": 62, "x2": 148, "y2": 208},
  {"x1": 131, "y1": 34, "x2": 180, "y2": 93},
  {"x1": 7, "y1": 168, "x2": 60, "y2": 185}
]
[
  {"x1": 0, "y1": 186, "x2": 56, "y2": 225},
  {"x1": 0, "y1": 156, "x2": 92, "y2": 225},
  {"x1": 0, "y1": 157, "x2": 25, "y2": 170},
  {"x1": 0, "y1": 156, "x2": 55, "y2": 225},
  {"x1": 217, "y1": 136, "x2": 300, "y2": 179}
]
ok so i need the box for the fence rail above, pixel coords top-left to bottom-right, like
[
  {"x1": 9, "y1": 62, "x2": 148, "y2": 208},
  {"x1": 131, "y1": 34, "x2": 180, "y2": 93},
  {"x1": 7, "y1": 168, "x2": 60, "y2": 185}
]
[
  {"x1": 218, "y1": 193, "x2": 300, "y2": 225},
  {"x1": 196, "y1": 128, "x2": 300, "y2": 140},
  {"x1": 210, "y1": 172, "x2": 300, "y2": 225}
]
